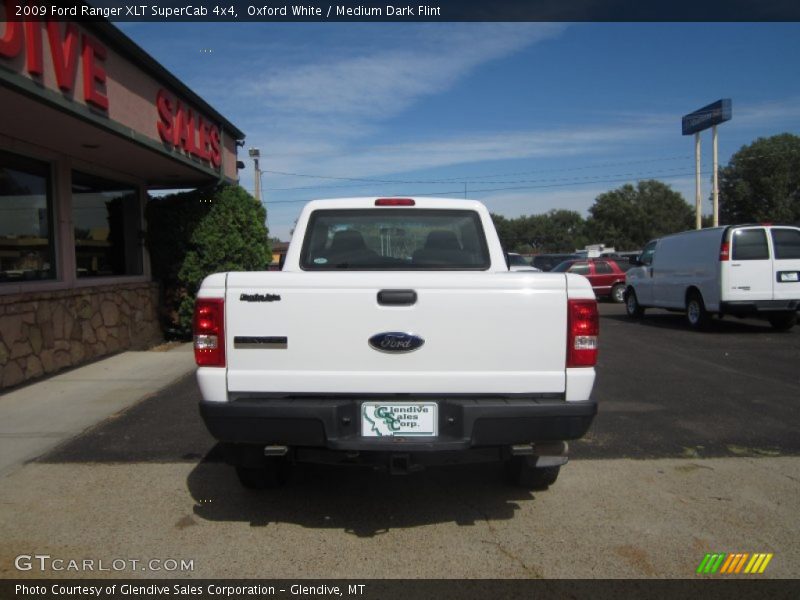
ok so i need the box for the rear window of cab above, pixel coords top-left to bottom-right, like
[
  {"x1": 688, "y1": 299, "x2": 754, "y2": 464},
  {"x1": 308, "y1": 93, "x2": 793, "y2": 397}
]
[{"x1": 300, "y1": 209, "x2": 491, "y2": 270}]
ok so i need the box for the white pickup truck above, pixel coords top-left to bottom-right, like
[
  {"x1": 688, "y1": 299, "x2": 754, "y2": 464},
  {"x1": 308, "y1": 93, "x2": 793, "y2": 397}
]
[{"x1": 194, "y1": 197, "x2": 598, "y2": 490}]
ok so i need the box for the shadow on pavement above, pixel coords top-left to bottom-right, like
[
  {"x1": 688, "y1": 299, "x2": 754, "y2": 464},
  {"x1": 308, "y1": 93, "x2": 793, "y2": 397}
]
[
  {"x1": 38, "y1": 372, "x2": 541, "y2": 537},
  {"x1": 186, "y1": 447, "x2": 535, "y2": 537},
  {"x1": 39, "y1": 373, "x2": 221, "y2": 464}
]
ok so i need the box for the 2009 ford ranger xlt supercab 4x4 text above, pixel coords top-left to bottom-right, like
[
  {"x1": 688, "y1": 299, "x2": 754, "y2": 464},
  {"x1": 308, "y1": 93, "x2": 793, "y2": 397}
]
[{"x1": 194, "y1": 197, "x2": 598, "y2": 490}]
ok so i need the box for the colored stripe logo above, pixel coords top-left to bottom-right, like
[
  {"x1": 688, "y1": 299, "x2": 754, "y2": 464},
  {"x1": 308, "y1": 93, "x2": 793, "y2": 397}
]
[{"x1": 696, "y1": 553, "x2": 773, "y2": 574}]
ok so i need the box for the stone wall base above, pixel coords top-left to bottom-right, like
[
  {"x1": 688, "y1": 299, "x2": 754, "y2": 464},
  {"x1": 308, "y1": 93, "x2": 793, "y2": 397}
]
[{"x1": 0, "y1": 282, "x2": 163, "y2": 389}]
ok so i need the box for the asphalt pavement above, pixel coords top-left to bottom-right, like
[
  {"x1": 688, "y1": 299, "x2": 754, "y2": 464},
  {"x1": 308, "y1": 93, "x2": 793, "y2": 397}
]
[{"x1": 577, "y1": 303, "x2": 800, "y2": 459}]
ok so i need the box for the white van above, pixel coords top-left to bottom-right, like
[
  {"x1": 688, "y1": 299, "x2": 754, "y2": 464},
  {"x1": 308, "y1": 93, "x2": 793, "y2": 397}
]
[{"x1": 625, "y1": 224, "x2": 800, "y2": 330}]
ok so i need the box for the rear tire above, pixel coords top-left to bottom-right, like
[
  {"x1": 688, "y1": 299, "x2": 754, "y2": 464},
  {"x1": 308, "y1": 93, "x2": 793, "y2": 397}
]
[
  {"x1": 768, "y1": 312, "x2": 797, "y2": 331},
  {"x1": 625, "y1": 288, "x2": 644, "y2": 318},
  {"x1": 686, "y1": 291, "x2": 710, "y2": 330},
  {"x1": 504, "y1": 456, "x2": 560, "y2": 490},
  {"x1": 611, "y1": 283, "x2": 625, "y2": 304}
]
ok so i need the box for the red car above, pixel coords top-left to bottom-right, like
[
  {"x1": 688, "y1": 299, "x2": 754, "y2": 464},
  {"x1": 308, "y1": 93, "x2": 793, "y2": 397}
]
[{"x1": 551, "y1": 258, "x2": 630, "y2": 303}]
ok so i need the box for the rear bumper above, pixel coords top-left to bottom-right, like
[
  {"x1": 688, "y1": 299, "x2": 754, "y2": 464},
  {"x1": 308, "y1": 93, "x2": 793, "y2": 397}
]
[
  {"x1": 720, "y1": 300, "x2": 800, "y2": 315},
  {"x1": 199, "y1": 397, "x2": 597, "y2": 452}
]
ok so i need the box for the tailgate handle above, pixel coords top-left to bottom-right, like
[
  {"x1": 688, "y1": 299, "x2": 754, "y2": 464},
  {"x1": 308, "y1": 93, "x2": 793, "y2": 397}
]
[{"x1": 377, "y1": 289, "x2": 417, "y2": 306}]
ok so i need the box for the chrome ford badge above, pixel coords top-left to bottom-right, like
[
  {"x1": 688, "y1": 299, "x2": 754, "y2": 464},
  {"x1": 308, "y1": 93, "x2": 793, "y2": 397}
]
[{"x1": 369, "y1": 332, "x2": 424, "y2": 353}]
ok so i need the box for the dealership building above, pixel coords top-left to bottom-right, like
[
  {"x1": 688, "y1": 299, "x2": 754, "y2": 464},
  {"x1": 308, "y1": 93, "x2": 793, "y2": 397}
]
[{"x1": 0, "y1": 10, "x2": 244, "y2": 388}]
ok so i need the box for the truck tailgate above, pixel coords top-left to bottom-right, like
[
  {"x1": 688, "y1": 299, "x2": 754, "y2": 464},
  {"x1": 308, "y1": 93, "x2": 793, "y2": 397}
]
[{"x1": 224, "y1": 272, "x2": 568, "y2": 395}]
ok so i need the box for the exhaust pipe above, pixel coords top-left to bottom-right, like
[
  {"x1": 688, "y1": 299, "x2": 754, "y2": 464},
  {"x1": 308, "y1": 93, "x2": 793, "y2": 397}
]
[
  {"x1": 510, "y1": 441, "x2": 569, "y2": 466},
  {"x1": 264, "y1": 445, "x2": 289, "y2": 457}
]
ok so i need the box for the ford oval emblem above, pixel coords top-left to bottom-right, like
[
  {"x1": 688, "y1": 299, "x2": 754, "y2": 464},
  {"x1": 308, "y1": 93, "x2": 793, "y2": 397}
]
[{"x1": 369, "y1": 332, "x2": 424, "y2": 353}]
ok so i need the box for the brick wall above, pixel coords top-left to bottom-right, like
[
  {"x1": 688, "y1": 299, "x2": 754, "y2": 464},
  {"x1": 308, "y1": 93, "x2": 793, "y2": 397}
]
[{"x1": 0, "y1": 283, "x2": 163, "y2": 389}]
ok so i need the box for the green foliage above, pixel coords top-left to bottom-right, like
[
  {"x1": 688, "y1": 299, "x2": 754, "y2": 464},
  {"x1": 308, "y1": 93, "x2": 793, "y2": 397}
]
[
  {"x1": 492, "y1": 209, "x2": 587, "y2": 253},
  {"x1": 536, "y1": 210, "x2": 588, "y2": 252},
  {"x1": 719, "y1": 133, "x2": 800, "y2": 224},
  {"x1": 146, "y1": 184, "x2": 270, "y2": 336},
  {"x1": 491, "y1": 213, "x2": 516, "y2": 250},
  {"x1": 178, "y1": 185, "x2": 270, "y2": 331},
  {"x1": 145, "y1": 186, "x2": 215, "y2": 282},
  {"x1": 145, "y1": 187, "x2": 215, "y2": 336},
  {"x1": 587, "y1": 180, "x2": 693, "y2": 249}
]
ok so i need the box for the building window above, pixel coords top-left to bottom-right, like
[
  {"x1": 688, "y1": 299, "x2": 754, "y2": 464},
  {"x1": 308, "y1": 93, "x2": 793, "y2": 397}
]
[
  {"x1": 72, "y1": 171, "x2": 143, "y2": 278},
  {"x1": 0, "y1": 151, "x2": 55, "y2": 283}
]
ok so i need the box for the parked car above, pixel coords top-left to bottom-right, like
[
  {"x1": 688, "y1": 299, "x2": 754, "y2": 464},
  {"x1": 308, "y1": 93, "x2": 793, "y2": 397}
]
[
  {"x1": 531, "y1": 253, "x2": 582, "y2": 272},
  {"x1": 625, "y1": 224, "x2": 800, "y2": 330},
  {"x1": 507, "y1": 252, "x2": 540, "y2": 272},
  {"x1": 600, "y1": 251, "x2": 641, "y2": 270},
  {"x1": 551, "y1": 258, "x2": 629, "y2": 302}
]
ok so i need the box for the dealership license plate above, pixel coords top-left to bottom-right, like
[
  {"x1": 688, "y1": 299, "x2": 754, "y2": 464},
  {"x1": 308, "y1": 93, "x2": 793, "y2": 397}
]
[
  {"x1": 361, "y1": 402, "x2": 438, "y2": 437},
  {"x1": 779, "y1": 271, "x2": 799, "y2": 282}
]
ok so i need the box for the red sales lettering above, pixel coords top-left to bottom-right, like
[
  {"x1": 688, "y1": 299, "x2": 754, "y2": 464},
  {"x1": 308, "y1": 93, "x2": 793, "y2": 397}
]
[{"x1": 156, "y1": 89, "x2": 221, "y2": 169}]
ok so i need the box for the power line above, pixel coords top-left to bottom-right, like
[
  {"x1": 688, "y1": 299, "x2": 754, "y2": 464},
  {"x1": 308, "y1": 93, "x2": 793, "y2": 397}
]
[
  {"x1": 258, "y1": 148, "x2": 800, "y2": 194},
  {"x1": 263, "y1": 162, "x2": 695, "y2": 193},
  {"x1": 254, "y1": 145, "x2": 800, "y2": 201},
  {"x1": 260, "y1": 154, "x2": 695, "y2": 191},
  {"x1": 406, "y1": 170, "x2": 715, "y2": 197},
  {"x1": 263, "y1": 169, "x2": 714, "y2": 204}
]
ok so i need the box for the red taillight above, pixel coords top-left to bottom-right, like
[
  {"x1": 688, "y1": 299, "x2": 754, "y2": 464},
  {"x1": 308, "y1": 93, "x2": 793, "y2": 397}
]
[
  {"x1": 719, "y1": 241, "x2": 730, "y2": 261},
  {"x1": 194, "y1": 298, "x2": 225, "y2": 367},
  {"x1": 375, "y1": 198, "x2": 415, "y2": 206},
  {"x1": 567, "y1": 299, "x2": 598, "y2": 368}
]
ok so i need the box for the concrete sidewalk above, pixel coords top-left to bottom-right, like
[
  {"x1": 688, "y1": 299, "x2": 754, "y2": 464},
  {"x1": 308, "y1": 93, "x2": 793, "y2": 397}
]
[{"x1": 0, "y1": 344, "x2": 195, "y2": 478}]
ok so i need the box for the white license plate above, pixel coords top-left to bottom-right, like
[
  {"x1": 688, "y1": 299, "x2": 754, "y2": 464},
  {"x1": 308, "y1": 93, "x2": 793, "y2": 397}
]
[
  {"x1": 361, "y1": 402, "x2": 438, "y2": 437},
  {"x1": 779, "y1": 272, "x2": 799, "y2": 282}
]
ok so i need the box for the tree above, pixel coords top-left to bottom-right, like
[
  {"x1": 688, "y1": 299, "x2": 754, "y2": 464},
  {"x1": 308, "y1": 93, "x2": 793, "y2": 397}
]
[
  {"x1": 587, "y1": 180, "x2": 693, "y2": 250},
  {"x1": 146, "y1": 184, "x2": 270, "y2": 336},
  {"x1": 492, "y1": 210, "x2": 587, "y2": 253},
  {"x1": 177, "y1": 185, "x2": 271, "y2": 331},
  {"x1": 534, "y1": 209, "x2": 587, "y2": 252},
  {"x1": 146, "y1": 186, "x2": 217, "y2": 335},
  {"x1": 719, "y1": 133, "x2": 800, "y2": 224},
  {"x1": 490, "y1": 213, "x2": 516, "y2": 251}
]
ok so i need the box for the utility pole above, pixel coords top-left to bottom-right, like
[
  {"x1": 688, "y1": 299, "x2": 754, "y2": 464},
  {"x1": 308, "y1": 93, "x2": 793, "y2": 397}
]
[{"x1": 249, "y1": 148, "x2": 261, "y2": 202}]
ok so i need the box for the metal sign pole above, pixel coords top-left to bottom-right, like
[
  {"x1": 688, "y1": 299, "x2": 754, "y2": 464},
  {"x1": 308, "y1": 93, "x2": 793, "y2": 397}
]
[
  {"x1": 681, "y1": 99, "x2": 731, "y2": 230},
  {"x1": 712, "y1": 125, "x2": 719, "y2": 227},
  {"x1": 695, "y1": 133, "x2": 702, "y2": 230}
]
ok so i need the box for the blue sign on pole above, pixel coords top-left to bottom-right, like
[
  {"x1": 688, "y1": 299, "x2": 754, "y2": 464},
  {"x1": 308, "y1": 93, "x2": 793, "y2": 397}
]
[{"x1": 682, "y1": 99, "x2": 732, "y2": 135}]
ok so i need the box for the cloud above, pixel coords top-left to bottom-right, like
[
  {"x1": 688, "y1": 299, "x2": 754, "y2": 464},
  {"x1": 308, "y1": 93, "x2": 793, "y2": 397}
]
[
  {"x1": 595, "y1": 99, "x2": 800, "y2": 135},
  {"x1": 257, "y1": 119, "x2": 670, "y2": 192},
  {"x1": 244, "y1": 24, "x2": 564, "y2": 122},
  {"x1": 482, "y1": 187, "x2": 612, "y2": 218},
  {"x1": 731, "y1": 98, "x2": 800, "y2": 127}
]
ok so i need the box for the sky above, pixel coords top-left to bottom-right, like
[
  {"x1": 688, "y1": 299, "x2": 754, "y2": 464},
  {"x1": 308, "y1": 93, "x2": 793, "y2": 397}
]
[{"x1": 118, "y1": 21, "x2": 800, "y2": 241}]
